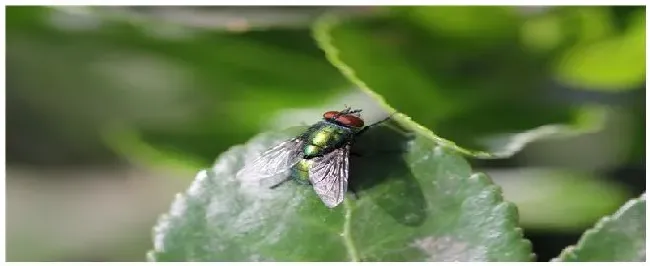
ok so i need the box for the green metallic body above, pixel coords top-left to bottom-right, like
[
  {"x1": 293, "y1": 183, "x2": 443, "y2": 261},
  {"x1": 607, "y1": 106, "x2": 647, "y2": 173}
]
[{"x1": 291, "y1": 121, "x2": 358, "y2": 184}]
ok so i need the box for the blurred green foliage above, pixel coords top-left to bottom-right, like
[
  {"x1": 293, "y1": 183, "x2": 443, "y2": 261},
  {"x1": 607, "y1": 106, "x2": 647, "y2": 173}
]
[
  {"x1": 554, "y1": 8, "x2": 645, "y2": 90},
  {"x1": 8, "y1": 6, "x2": 351, "y2": 167},
  {"x1": 490, "y1": 168, "x2": 630, "y2": 231},
  {"x1": 6, "y1": 6, "x2": 645, "y2": 262}
]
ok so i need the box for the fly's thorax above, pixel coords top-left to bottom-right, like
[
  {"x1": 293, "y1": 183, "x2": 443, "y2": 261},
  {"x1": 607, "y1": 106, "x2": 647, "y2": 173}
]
[
  {"x1": 291, "y1": 159, "x2": 313, "y2": 184},
  {"x1": 302, "y1": 121, "x2": 354, "y2": 158}
]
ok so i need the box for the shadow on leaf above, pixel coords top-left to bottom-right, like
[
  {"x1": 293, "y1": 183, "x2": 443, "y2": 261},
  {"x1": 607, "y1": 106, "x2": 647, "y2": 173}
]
[{"x1": 349, "y1": 119, "x2": 427, "y2": 227}]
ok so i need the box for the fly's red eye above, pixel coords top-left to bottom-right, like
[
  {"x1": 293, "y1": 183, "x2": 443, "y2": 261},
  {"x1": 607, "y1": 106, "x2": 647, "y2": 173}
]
[
  {"x1": 336, "y1": 114, "x2": 364, "y2": 128},
  {"x1": 323, "y1": 111, "x2": 340, "y2": 120}
]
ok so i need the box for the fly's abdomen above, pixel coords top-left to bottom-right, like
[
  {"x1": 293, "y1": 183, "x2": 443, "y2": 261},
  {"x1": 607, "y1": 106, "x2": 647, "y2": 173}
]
[{"x1": 291, "y1": 159, "x2": 313, "y2": 185}]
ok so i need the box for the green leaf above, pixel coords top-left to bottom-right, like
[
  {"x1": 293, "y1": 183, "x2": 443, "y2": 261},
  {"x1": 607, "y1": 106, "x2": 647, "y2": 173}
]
[
  {"x1": 148, "y1": 123, "x2": 533, "y2": 261},
  {"x1": 554, "y1": 193, "x2": 646, "y2": 261},
  {"x1": 313, "y1": 14, "x2": 607, "y2": 159}
]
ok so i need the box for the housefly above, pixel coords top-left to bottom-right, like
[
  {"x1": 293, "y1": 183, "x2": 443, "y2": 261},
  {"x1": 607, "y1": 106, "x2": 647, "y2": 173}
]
[{"x1": 236, "y1": 107, "x2": 391, "y2": 208}]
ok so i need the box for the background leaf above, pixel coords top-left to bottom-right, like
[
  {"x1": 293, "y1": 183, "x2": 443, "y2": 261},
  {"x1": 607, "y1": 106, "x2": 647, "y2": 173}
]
[
  {"x1": 148, "y1": 123, "x2": 533, "y2": 261},
  {"x1": 313, "y1": 14, "x2": 607, "y2": 159},
  {"x1": 554, "y1": 194, "x2": 646, "y2": 261}
]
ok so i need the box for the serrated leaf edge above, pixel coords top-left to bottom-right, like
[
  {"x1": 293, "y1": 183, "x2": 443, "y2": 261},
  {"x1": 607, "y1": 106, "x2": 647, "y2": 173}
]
[
  {"x1": 552, "y1": 193, "x2": 646, "y2": 261},
  {"x1": 467, "y1": 172, "x2": 536, "y2": 261}
]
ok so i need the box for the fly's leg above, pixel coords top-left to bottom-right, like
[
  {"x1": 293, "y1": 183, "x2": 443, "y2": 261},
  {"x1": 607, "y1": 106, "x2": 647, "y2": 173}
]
[
  {"x1": 356, "y1": 126, "x2": 370, "y2": 137},
  {"x1": 383, "y1": 123, "x2": 415, "y2": 138},
  {"x1": 354, "y1": 113, "x2": 416, "y2": 154},
  {"x1": 358, "y1": 111, "x2": 417, "y2": 137},
  {"x1": 269, "y1": 177, "x2": 292, "y2": 189},
  {"x1": 356, "y1": 120, "x2": 384, "y2": 136},
  {"x1": 355, "y1": 114, "x2": 396, "y2": 137}
]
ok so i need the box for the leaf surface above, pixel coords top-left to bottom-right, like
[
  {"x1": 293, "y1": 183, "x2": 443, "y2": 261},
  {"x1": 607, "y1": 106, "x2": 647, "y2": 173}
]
[{"x1": 148, "y1": 124, "x2": 533, "y2": 261}]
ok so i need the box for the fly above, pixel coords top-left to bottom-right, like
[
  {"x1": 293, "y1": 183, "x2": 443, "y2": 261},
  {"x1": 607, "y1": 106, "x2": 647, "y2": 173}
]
[{"x1": 236, "y1": 107, "x2": 391, "y2": 208}]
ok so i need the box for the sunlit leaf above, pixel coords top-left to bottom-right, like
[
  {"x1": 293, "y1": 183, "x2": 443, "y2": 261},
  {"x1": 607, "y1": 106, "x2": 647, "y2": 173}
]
[{"x1": 148, "y1": 124, "x2": 533, "y2": 261}]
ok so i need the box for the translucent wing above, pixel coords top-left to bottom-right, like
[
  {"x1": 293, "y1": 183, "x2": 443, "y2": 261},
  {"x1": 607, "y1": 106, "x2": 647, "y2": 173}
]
[
  {"x1": 236, "y1": 138, "x2": 304, "y2": 186},
  {"x1": 309, "y1": 145, "x2": 350, "y2": 208}
]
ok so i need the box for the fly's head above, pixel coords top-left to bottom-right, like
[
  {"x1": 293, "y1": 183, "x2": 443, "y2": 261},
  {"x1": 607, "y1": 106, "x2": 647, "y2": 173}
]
[{"x1": 322, "y1": 107, "x2": 365, "y2": 131}]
